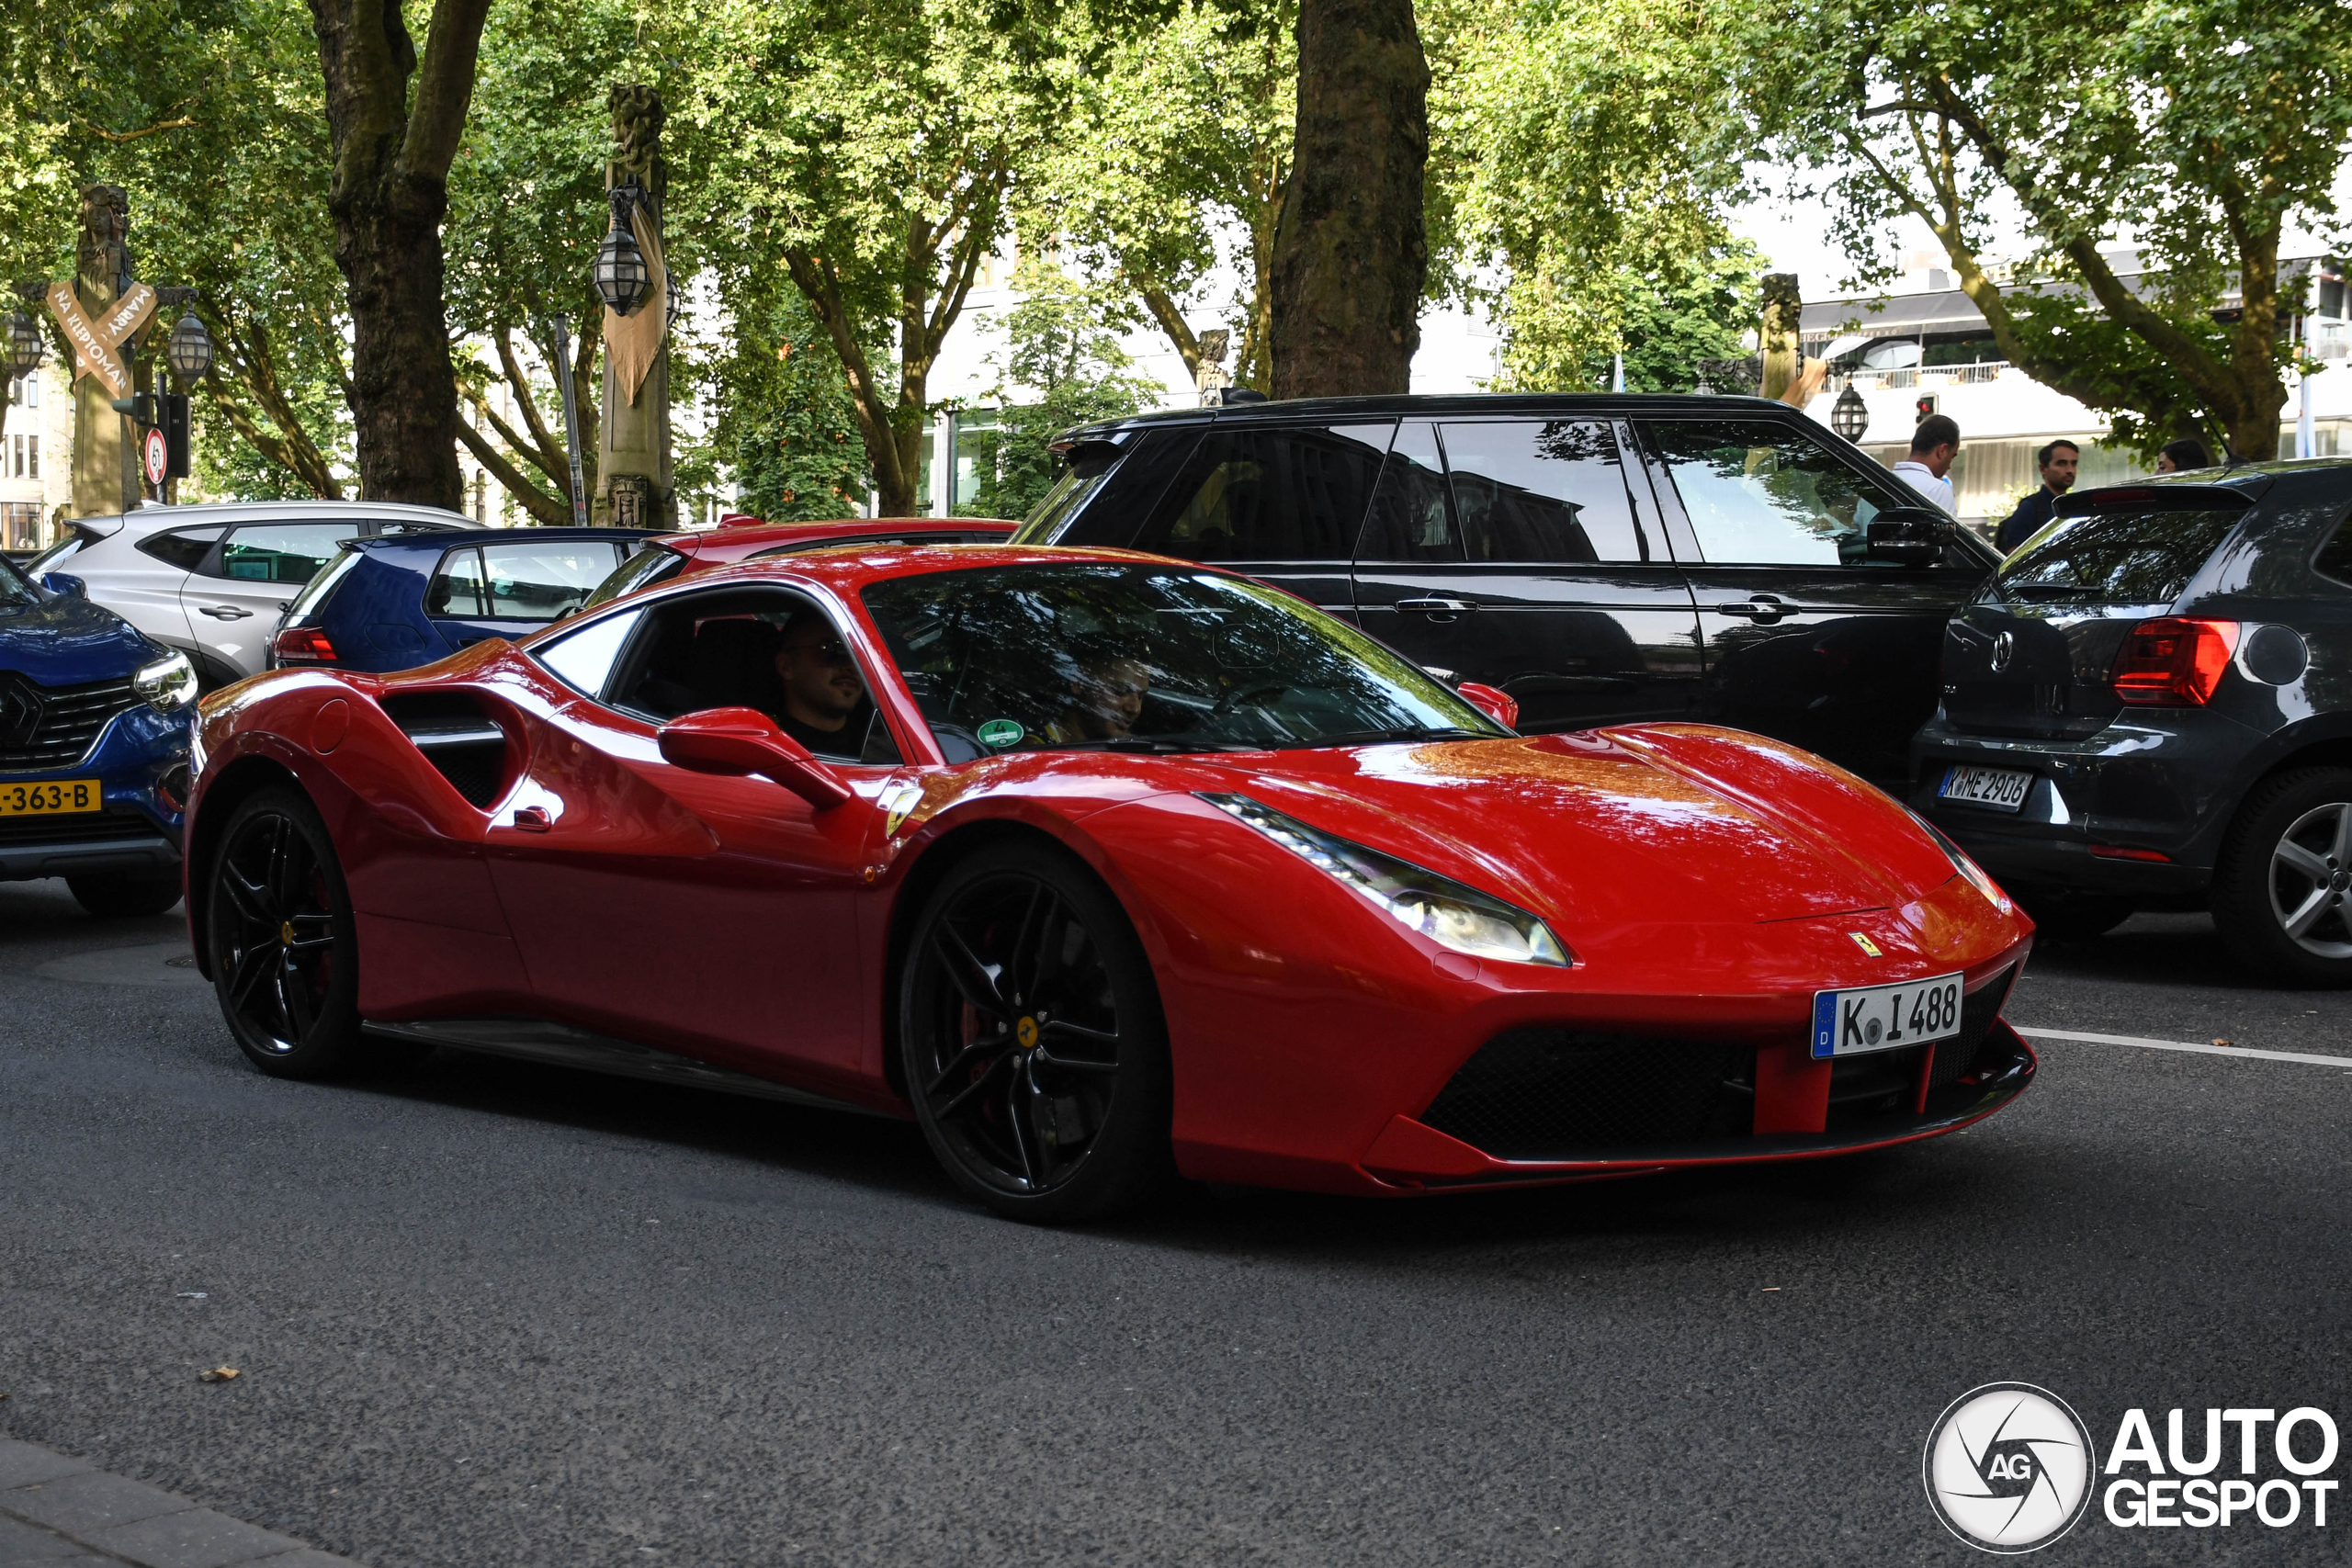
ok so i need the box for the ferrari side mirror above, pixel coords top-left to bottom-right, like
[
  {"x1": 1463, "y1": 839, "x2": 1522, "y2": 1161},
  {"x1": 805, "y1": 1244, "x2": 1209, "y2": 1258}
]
[
  {"x1": 1455, "y1": 681, "x2": 1519, "y2": 729},
  {"x1": 657, "y1": 706, "x2": 854, "y2": 810}
]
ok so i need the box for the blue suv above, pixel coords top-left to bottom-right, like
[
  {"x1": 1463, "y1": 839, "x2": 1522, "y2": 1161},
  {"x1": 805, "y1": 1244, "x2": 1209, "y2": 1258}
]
[{"x1": 0, "y1": 551, "x2": 198, "y2": 916}]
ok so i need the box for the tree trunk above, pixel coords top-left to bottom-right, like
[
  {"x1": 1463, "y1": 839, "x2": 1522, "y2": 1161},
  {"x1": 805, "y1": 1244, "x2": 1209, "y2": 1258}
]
[
  {"x1": 310, "y1": 0, "x2": 490, "y2": 510},
  {"x1": 1270, "y1": 0, "x2": 1428, "y2": 399}
]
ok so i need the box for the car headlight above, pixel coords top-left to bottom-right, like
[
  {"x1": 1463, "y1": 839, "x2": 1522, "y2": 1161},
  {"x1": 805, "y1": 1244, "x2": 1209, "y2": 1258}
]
[
  {"x1": 1199, "y1": 792, "x2": 1572, "y2": 967},
  {"x1": 1907, "y1": 808, "x2": 2011, "y2": 912},
  {"x1": 133, "y1": 650, "x2": 198, "y2": 714}
]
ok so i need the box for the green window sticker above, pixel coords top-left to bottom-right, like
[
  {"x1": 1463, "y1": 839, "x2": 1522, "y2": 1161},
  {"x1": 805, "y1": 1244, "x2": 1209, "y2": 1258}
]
[{"x1": 976, "y1": 718, "x2": 1024, "y2": 749}]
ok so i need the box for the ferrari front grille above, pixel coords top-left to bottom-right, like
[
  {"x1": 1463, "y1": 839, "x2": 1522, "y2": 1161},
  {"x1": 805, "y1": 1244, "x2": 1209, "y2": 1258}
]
[
  {"x1": 0, "y1": 673, "x2": 142, "y2": 770},
  {"x1": 1418, "y1": 1030, "x2": 1757, "y2": 1160}
]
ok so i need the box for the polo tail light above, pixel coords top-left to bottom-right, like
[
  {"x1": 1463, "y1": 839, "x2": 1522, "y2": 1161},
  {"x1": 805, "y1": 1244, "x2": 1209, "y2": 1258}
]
[
  {"x1": 2109, "y1": 617, "x2": 2238, "y2": 705},
  {"x1": 271, "y1": 625, "x2": 338, "y2": 666}
]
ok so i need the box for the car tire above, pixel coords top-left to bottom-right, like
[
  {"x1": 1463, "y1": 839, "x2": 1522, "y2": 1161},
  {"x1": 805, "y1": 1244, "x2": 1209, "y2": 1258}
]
[
  {"x1": 205, "y1": 787, "x2": 368, "y2": 1077},
  {"x1": 899, "y1": 841, "x2": 1173, "y2": 1223},
  {"x1": 2009, "y1": 887, "x2": 2135, "y2": 942},
  {"x1": 66, "y1": 872, "x2": 184, "y2": 919},
  {"x1": 2212, "y1": 766, "x2": 2352, "y2": 986}
]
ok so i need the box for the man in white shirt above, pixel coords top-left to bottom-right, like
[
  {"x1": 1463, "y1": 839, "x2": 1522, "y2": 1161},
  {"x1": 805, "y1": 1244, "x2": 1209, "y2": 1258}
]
[{"x1": 1890, "y1": 413, "x2": 1961, "y2": 514}]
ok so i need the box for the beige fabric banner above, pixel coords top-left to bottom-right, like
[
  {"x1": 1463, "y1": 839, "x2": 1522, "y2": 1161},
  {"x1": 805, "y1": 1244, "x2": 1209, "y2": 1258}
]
[
  {"x1": 44, "y1": 280, "x2": 156, "y2": 400},
  {"x1": 604, "y1": 208, "x2": 667, "y2": 408}
]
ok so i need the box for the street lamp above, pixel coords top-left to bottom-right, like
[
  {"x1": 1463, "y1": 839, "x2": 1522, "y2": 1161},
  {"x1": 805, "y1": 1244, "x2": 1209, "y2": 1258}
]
[
  {"x1": 5, "y1": 310, "x2": 43, "y2": 378},
  {"x1": 594, "y1": 190, "x2": 650, "y2": 316},
  {"x1": 166, "y1": 312, "x2": 213, "y2": 385},
  {"x1": 1830, "y1": 378, "x2": 1869, "y2": 441}
]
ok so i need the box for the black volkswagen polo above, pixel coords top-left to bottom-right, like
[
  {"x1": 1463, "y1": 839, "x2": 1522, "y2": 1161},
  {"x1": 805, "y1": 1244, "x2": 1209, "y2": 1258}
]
[
  {"x1": 1015, "y1": 394, "x2": 1999, "y2": 786},
  {"x1": 1913, "y1": 458, "x2": 2352, "y2": 983}
]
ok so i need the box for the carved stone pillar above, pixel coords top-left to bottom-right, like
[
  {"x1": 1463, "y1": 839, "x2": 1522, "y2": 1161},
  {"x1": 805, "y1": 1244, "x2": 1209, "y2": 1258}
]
[
  {"x1": 594, "y1": 85, "x2": 674, "y2": 528},
  {"x1": 73, "y1": 186, "x2": 140, "y2": 517}
]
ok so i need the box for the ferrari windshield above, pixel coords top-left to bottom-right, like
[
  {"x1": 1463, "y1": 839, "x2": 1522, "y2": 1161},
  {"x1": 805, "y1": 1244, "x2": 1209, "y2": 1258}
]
[{"x1": 859, "y1": 562, "x2": 1508, "y2": 753}]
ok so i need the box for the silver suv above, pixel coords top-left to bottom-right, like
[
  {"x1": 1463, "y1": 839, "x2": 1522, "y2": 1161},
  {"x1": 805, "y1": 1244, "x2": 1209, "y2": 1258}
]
[{"x1": 28, "y1": 501, "x2": 469, "y2": 687}]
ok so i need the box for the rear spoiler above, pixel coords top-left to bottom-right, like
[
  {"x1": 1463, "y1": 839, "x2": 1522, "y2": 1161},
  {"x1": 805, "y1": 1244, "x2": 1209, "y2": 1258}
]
[{"x1": 2056, "y1": 480, "x2": 2265, "y2": 518}]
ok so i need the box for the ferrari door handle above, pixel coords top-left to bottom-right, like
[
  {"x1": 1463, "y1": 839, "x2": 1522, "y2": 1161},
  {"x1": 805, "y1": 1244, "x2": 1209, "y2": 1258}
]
[
  {"x1": 196, "y1": 604, "x2": 254, "y2": 620},
  {"x1": 510, "y1": 806, "x2": 550, "y2": 831},
  {"x1": 1394, "y1": 598, "x2": 1480, "y2": 615},
  {"x1": 1716, "y1": 596, "x2": 1793, "y2": 624}
]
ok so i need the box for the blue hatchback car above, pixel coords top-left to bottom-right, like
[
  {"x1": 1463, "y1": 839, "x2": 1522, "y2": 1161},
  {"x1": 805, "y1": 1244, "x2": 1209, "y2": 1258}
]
[
  {"x1": 270, "y1": 527, "x2": 652, "y2": 673},
  {"x1": 0, "y1": 550, "x2": 198, "y2": 917}
]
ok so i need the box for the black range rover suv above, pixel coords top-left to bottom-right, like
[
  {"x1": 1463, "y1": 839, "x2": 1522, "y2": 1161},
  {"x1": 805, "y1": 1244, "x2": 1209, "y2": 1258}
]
[
  {"x1": 1913, "y1": 458, "x2": 2352, "y2": 983},
  {"x1": 1017, "y1": 394, "x2": 2000, "y2": 785}
]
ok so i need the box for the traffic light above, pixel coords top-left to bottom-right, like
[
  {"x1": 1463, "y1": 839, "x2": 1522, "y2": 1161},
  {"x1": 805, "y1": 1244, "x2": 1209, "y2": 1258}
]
[
  {"x1": 159, "y1": 392, "x2": 190, "y2": 478},
  {"x1": 107, "y1": 393, "x2": 157, "y2": 426},
  {"x1": 1915, "y1": 392, "x2": 1939, "y2": 423}
]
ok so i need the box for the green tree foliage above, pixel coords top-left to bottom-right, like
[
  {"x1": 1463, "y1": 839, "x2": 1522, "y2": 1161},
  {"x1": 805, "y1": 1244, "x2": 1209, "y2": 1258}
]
[
  {"x1": 681, "y1": 0, "x2": 1073, "y2": 515},
  {"x1": 726, "y1": 296, "x2": 872, "y2": 523},
  {"x1": 961, "y1": 262, "x2": 1161, "y2": 521},
  {"x1": 1432, "y1": 0, "x2": 1751, "y2": 391},
  {"x1": 1037, "y1": 0, "x2": 1295, "y2": 389},
  {"x1": 1751, "y1": 0, "x2": 2352, "y2": 458},
  {"x1": 1579, "y1": 242, "x2": 1763, "y2": 393},
  {"x1": 0, "y1": 0, "x2": 353, "y2": 495}
]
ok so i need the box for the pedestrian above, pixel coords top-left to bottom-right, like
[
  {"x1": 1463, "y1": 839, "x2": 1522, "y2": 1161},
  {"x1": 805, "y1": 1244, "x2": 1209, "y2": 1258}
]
[
  {"x1": 2154, "y1": 437, "x2": 2211, "y2": 473},
  {"x1": 1995, "y1": 438, "x2": 2080, "y2": 554},
  {"x1": 1891, "y1": 414, "x2": 1961, "y2": 514}
]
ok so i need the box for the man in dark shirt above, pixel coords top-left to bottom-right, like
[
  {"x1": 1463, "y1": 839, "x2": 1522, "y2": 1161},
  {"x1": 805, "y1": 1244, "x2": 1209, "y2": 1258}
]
[
  {"x1": 1995, "y1": 439, "x2": 2080, "y2": 554},
  {"x1": 770, "y1": 609, "x2": 868, "y2": 757}
]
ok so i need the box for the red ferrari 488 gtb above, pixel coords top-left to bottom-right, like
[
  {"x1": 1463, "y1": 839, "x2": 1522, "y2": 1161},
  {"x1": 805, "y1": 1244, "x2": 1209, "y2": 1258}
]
[{"x1": 186, "y1": 544, "x2": 2035, "y2": 1221}]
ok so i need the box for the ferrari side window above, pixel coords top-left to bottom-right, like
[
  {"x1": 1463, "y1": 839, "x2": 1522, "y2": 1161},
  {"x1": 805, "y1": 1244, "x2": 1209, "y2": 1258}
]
[
  {"x1": 533, "y1": 607, "x2": 643, "y2": 700},
  {"x1": 603, "y1": 586, "x2": 888, "y2": 764}
]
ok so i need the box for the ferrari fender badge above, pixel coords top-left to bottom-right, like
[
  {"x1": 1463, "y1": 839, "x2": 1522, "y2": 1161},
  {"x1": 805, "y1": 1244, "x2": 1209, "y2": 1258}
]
[{"x1": 1849, "y1": 932, "x2": 1883, "y2": 957}]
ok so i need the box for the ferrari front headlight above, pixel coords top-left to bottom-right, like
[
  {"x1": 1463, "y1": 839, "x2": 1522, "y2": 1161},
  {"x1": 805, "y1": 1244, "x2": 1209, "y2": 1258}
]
[
  {"x1": 1199, "y1": 792, "x2": 1572, "y2": 967},
  {"x1": 134, "y1": 650, "x2": 198, "y2": 714}
]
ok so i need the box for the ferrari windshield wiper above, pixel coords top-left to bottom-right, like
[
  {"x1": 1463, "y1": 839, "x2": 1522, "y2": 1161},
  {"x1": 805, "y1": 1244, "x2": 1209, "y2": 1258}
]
[{"x1": 1296, "y1": 726, "x2": 1488, "y2": 748}]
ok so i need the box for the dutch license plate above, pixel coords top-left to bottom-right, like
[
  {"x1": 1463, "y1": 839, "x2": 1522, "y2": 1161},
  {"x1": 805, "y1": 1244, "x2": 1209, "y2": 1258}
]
[
  {"x1": 0, "y1": 778, "x2": 102, "y2": 818},
  {"x1": 1939, "y1": 764, "x2": 2033, "y2": 812},
  {"x1": 1811, "y1": 972, "x2": 1964, "y2": 1058}
]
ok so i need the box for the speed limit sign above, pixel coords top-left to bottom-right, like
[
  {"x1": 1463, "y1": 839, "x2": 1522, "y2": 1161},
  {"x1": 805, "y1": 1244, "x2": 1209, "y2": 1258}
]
[{"x1": 142, "y1": 427, "x2": 168, "y2": 487}]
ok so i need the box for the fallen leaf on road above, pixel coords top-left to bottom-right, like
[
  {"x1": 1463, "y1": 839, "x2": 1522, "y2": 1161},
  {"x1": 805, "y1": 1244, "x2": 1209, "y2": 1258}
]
[
  {"x1": 198, "y1": 1367, "x2": 239, "y2": 1382},
  {"x1": 2213, "y1": 1038, "x2": 2236, "y2": 1048}
]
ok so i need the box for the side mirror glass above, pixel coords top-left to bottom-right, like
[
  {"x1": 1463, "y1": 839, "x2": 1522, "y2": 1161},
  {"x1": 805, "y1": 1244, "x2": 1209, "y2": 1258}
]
[
  {"x1": 1455, "y1": 681, "x2": 1520, "y2": 729},
  {"x1": 657, "y1": 706, "x2": 854, "y2": 810},
  {"x1": 41, "y1": 572, "x2": 85, "y2": 598}
]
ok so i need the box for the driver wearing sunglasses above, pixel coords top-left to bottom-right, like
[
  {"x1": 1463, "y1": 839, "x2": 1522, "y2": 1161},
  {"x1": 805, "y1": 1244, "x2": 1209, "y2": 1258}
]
[{"x1": 770, "y1": 608, "x2": 868, "y2": 756}]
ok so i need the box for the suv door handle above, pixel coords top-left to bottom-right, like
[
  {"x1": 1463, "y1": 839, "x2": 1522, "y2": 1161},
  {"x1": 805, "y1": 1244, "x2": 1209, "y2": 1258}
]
[
  {"x1": 1715, "y1": 596, "x2": 1793, "y2": 624},
  {"x1": 1394, "y1": 597, "x2": 1480, "y2": 615},
  {"x1": 196, "y1": 604, "x2": 254, "y2": 620}
]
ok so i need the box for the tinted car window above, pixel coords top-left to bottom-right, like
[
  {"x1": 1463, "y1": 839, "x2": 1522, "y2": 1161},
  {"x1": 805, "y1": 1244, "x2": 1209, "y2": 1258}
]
[
  {"x1": 2312, "y1": 517, "x2": 2352, "y2": 589},
  {"x1": 860, "y1": 561, "x2": 1503, "y2": 755},
  {"x1": 1442, "y1": 420, "x2": 1648, "y2": 563},
  {"x1": 1013, "y1": 427, "x2": 1199, "y2": 546},
  {"x1": 435, "y1": 542, "x2": 619, "y2": 621},
  {"x1": 1356, "y1": 421, "x2": 1460, "y2": 562},
  {"x1": 136, "y1": 526, "x2": 223, "y2": 571},
  {"x1": 1641, "y1": 419, "x2": 1910, "y2": 565},
  {"x1": 1997, "y1": 508, "x2": 2244, "y2": 604},
  {"x1": 582, "y1": 544, "x2": 687, "y2": 609},
  {"x1": 429, "y1": 547, "x2": 492, "y2": 617},
  {"x1": 1133, "y1": 423, "x2": 1394, "y2": 562},
  {"x1": 216, "y1": 523, "x2": 350, "y2": 582},
  {"x1": 285, "y1": 547, "x2": 364, "y2": 618}
]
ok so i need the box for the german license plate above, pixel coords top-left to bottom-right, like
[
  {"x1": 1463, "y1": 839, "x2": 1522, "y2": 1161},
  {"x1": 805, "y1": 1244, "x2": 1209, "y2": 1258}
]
[
  {"x1": 0, "y1": 778, "x2": 102, "y2": 817},
  {"x1": 1811, "y1": 972, "x2": 1964, "y2": 1058},
  {"x1": 1939, "y1": 764, "x2": 2032, "y2": 812}
]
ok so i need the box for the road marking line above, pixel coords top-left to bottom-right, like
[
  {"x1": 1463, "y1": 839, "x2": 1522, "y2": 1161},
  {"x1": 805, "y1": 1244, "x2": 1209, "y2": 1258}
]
[{"x1": 2017, "y1": 1026, "x2": 2352, "y2": 1069}]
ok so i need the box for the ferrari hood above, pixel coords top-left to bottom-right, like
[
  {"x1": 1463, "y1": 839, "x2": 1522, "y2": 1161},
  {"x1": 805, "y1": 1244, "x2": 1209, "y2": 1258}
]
[{"x1": 1172, "y1": 728, "x2": 1956, "y2": 928}]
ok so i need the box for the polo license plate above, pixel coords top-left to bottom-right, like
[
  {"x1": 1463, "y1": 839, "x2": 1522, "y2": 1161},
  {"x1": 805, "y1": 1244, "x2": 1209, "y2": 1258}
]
[
  {"x1": 1811, "y1": 972, "x2": 1964, "y2": 1058},
  {"x1": 1939, "y1": 764, "x2": 2032, "y2": 812},
  {"x1": 0, "y1": 779, "x2": 102, "y2": 818}
]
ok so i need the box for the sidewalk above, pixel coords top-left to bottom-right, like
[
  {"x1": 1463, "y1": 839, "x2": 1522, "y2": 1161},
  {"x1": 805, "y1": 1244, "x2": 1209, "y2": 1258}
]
[{"x1": 0, "y1": 1438, "x2": 361, "y2": 1568}]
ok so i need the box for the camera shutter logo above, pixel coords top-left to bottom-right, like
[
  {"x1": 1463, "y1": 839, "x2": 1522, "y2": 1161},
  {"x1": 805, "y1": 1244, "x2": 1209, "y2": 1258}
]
[{"x1": 1923, "y1": 1383, "x2": 2097, "y2": 1552}]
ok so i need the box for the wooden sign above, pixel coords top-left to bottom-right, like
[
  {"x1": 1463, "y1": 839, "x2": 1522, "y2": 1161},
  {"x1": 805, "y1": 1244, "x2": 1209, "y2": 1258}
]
[{"x1": 44, "y1": 279, "x2": 157, "y2": 400}]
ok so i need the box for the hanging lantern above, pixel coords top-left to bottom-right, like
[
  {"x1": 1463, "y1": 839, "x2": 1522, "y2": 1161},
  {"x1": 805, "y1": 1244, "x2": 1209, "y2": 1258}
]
[
  {"x1": 1830, "y1": 379, "x2": 1869, "y2": 441},
  {"x1": 594, "y1": 192, "x2": 650, "y2": 316},
  {"x1": 167, "y1": 313, "x2": 214, "y2": 382},
  {"x1": 5, "y1": 310, "x2": 45, "y2": 377}
]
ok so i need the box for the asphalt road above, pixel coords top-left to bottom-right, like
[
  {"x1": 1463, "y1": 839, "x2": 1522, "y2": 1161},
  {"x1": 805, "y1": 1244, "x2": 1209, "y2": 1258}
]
[{"x1": 3, "y1": 878, "x2": 2348, "y2": 1567}]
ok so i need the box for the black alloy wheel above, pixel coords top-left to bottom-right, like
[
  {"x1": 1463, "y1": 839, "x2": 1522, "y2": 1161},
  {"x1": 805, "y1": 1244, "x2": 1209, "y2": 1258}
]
[
  {"x1": 207, "y1": 788, "x2": 367, "y2": 1077},
  {"x1": 899, "y1": 844, "x2": 1171, "y2": 1222},
  {"x1": 2214, "y1": 766, "x2": 2352, "y2": 987}
]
